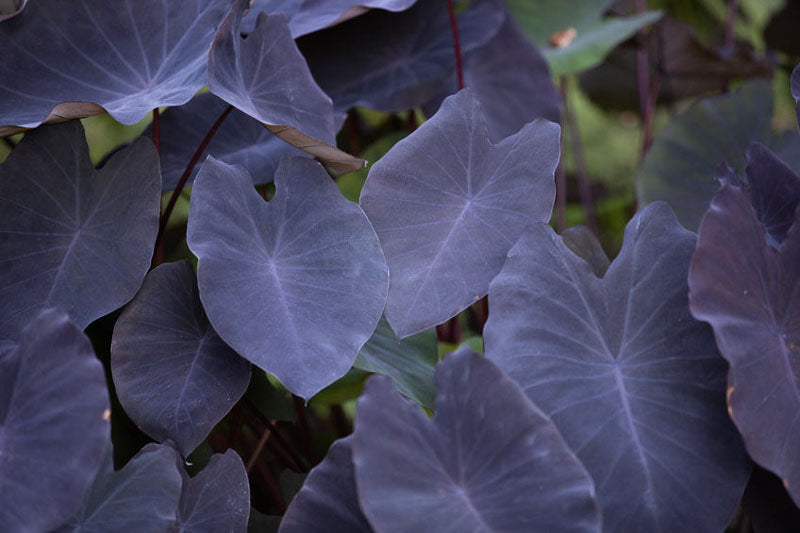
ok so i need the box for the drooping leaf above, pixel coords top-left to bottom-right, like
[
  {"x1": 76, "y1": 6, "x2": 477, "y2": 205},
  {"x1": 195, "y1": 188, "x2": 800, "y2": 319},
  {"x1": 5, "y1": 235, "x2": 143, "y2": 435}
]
[
  {"x1": 60, "y1": 444, "x2": 182, "y2": 532},
  {"x1": 360, "y1": 88, "x2": 560, "y2": 337},
  {"x1": 176, "y1": 450, "x2": 250, "y2": 533},
  {"x1": 0, "y1": 0, "x2": 26, "y2": 21},
  {"x1": 637, "y1": 80, "x2": 800, "y2": 231},
  {"x1": 242, "y1": 0, "x2": 417, "y2": 37},
  {"x1": 208, "y1": 0, "x2": 363, "y2": 175},
  {"x1": 484, "y1": 202, "x2": 751, "y2": 531},
  {"x1": 0, "y1": 121, "x2": 160, "y2": 342},
  {"x1": 187, "y1": 156, "x2": 388, "y2": 399},
  {"x1": 688, "y1": 171, "x2": 800, "y2": 505},
  {"x1": 0, "y1": 309, "x2": 109, "y2": 532},
  {"x1": 506, "y1": 0, "x2": 662, "y2": 76},
  {"x1": 353, "y1": 348, "x2": 601, "y2": 533},
  {"x1": 111, "y1": 261, "x2": 251, "y2": 457},
  {"x1": 354, "y1": 316, "x2": 438, "y2": 409},
  {"x1": 745, "y1": 143, "x2": 800, "y2": 248},
  {"x1": 298, "y1": 0, "x2": 505, "y2": 113},
  {"x1": 279, "y1": 436, "x2": 372, "y2": 533},
  {"x1": 0, "y1": 0, "x2": 230, "y2": 132}
]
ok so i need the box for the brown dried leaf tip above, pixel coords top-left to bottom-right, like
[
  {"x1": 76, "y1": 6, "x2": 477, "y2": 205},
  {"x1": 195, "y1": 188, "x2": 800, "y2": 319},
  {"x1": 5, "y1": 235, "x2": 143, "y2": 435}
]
[{"x1": 549, "y1": 27, "x2": 577, "y2": 48}]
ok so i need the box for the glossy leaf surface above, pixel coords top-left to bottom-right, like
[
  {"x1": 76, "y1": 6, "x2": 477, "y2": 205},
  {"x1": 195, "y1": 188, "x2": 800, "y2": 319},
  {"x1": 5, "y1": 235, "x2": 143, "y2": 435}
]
[
  {"x1": 279, "y1": 436, "x2": 372, "y2": 533},
  {"x1": 0, "y1": 309, "x2": 109, "y2": 532},
  {"x1": 353, "y1": 348, "x2": 601, "y2": 533},
  {"x1": 0, "y1": 0, "x2": 230, "y2": 130},
  {"x1": 360, "y1": 89, "x2": 559, "y2": 337},
  {"x1": 0, "y1": 121, "x2": 160, "y2": 341},
  {"x1": 485, "y1": 202, "x2": 751, "y2": 531},
  {"x1": 187, "y1": 156, "x2": 388, "y2": 399},
  {"x1": 111, "y1": 261, "x2": 251, "y2": 457}
]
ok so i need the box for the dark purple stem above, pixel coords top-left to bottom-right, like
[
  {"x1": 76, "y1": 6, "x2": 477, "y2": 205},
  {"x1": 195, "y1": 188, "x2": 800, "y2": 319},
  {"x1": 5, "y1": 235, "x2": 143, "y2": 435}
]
[
  {"x1": 445, "y1": 0, "x2": 465, "y2": 90},
  {"x1": 151, "y1": 108, "x2": 160, "y2": 155}
]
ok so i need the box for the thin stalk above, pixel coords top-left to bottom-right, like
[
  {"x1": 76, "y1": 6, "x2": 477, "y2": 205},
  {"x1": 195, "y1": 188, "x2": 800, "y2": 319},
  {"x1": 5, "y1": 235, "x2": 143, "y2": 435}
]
[
  {"x1": 245, "y1": 398, "x2": 309, "y2": 471},
  {"x1": 152, "y1": 104, "x2": 233, "y2": 266},
  {"x1": 151, "y1": 108, "x2": 160, "y2": 155},
  {"x1": 445, "y1": 0, "x2": 464, "y2": 90},
  {"x1": 246, "y1": 428, "x2": 272, "y2": 473},
  {"x1": 561, "y1": 76, "x2": 597, "y2": 235}
]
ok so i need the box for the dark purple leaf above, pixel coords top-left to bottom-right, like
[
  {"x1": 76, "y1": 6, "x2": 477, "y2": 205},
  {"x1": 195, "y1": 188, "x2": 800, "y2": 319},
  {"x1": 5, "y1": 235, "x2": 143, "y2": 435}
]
[
  {"x1": 176, "y1": 449, "x2": 250, "y2": 533},
  {"x1": 208, "y1": 0, "x2": 363, "y2": 175},
  {"x1": 111, "y1": 261, "x2": 251, "y2": 457},
  {"x1": 360, "y1": 88, "x2": 559, "y2": 337},
  {"x1": 484, "y1": 202, "x2": 751, "y2": 531},
  {"x1": 0, "y1": 121, "x2": 160, "y2": 341},
  {"x1": 0, "y1": 0, "x2": 230, "y2": 132},
  {"x1": 353, "y1": 348, "x2": 601, "y2": 532},
  {"x1": 745, "y1": 143, "x2": 800, "y2": 248},
  {"x1": 242, "y1": 0, "x2": 417, "y2": 37},
  {"x1": 0, "y1": 309, "x2": 109, "y2": 532},
  {"x1": 60, "y1": 444, "x2": 182, "y2": 532},
  {"x1": 279, "y1": 436, "x2": 372, "y2": 533},
  {"x1": 689, "y1": 182, "x2": 800, "y2": 505},
  {"x1": 187, "y1": 156, "x2": 388, "y2": 399}
]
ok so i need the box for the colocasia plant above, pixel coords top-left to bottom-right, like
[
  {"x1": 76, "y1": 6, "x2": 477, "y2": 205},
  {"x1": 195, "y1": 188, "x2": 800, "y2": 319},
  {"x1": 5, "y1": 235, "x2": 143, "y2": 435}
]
[{"x1": 1, "y1": 0, "x2": 799, "y2": 531}]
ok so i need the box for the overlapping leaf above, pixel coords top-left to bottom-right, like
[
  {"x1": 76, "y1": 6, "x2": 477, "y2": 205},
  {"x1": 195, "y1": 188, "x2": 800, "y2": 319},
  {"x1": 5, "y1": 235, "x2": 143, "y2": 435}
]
[
  {"x1": 637, "y1": 80, "x2": 800, "y2": 230},
  {"x1": 360, "y1": 89, "x2": 560, "y2": 337},
  {"x1": 484, "y1": 202, "x2": 751, "y2": 531},
  {"x1": 111, "y1": 261, "x2": 251, "y2": 457},
  {"x1": 353, "y1": 348, "x2": 601, "y2": 533},
  {"x1": 689, "y1": 147, "x2": 800, "y2": 506},
  {"x1": 279, "y1": 436, "x2": 372, "y2": 533},
  {"x1": 208, "y1": 0, "x2": 363, "y2": 174},
  {"x1": 0, "y1": 309, "x2": 109, "y2": 532},
  {"x1": 0, "y1": 0, "x2": 230, "y2": 132},
  {"x1": 0, "y1": 121, "x2": 160, "y2": 341},
  {"x1": 187, "y1": 156, "x2": 388, "y2": 399}
]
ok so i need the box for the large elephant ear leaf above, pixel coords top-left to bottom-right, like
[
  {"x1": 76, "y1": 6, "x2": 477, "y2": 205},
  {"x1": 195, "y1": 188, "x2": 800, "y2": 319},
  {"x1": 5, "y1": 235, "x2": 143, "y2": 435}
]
[
  {"x1": 360, "y1": 88, "x2": 559, "y2": 338},
  {"x1": 0, "y1": 121, "x2": 160, "y2": 342},
  {"x1": 279, "y1": 436, "x2": 372, "y2": 533},
  {"x1": 208, "y1": 0, "x2": 363, "y2": 174},
  {"x1": 187, "y1": 156, "x2": 388, "y2": 399},
  {"x1": 0, "y1": 309, "x2": 109, "y2": 532},
  {"x1": 0, "y1": 0, "x2": 231, "y2": 133},
  {"x1": 111, "y1": 261, "x2": 251, "y2": 457},
  {"x1": 688, "y1": 151, "x2": 800, "y2": 505},
  {"x1": 352, "y1": 348, "x2": 601, "y2": 533},
  {"x1": 484, "y1": 202, "x2": 751, "y2": 531}
]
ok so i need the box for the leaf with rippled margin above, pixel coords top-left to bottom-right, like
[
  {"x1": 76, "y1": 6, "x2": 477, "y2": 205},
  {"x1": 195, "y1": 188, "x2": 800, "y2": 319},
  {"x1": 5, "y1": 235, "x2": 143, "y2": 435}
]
[
  {"x1": 0, "y1": 0, "x2": 230, "y2": 134},
  {"x1": 208, "y1": 0, "x2": 364, "y2": 175},
  {"x1": 0, "y1": 309, "x2": 109, "y2": 532},
  {"x1": 187, "y1": 156, "x2": 388, "y2": 399},
  {"x1": 360, "y1": 88, "x2": 559, "y2": 338},
  {"x1": 353, "y1": 348, "x2": 601, "y2": 533},
  {"x1": 0, "y1": 121, "x2": 160, "y2": 342},
  {"x1": 484, "y1": 202, "x2": 751, "y2": 531},
  {"x1": 688, "y1": 160, "x2": 800, "y2": 505},
  {"x1": 111, "y1": 261, "x2": 251, "y2": 457},
  {"x1": 279, "y1": 436, "x2": 371, "y2": 533}
]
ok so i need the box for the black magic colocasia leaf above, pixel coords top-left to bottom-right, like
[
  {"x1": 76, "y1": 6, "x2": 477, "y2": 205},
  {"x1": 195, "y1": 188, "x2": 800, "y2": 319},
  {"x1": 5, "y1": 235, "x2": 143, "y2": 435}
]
[
  {"x1": 111, "y1": 261, "x2": 251, "y2": 457},
  {"x1": 241, "y1": 0, "x2": 417, "y2": 37},
  {"x1": 360, "y1": 88, "x2": 559, "y2": 338},
  {"x1": 689, "y1": 145, "x2": 800, "y2": 506},
  {"x1": 187, "y1": 156, "x2": 388, "y2": 399},
  {"x1": 208, "y1": 0, "x2": 364, "y2": 175},
  {"x1": 352, "y1": 348, "x2": 601, "y2": 533},
  {"x1": 0, "y1": 0, "x2": 230, "y2": 133},
  {"x1": 0, "y1": 309, "x2": 109, "y2": 532},
  {"x1": 485, "y1": 202, "x2": 751, "y2": 531},
  {"x1": 0, "y1": 121, "x2": 160, "y2": 342}
]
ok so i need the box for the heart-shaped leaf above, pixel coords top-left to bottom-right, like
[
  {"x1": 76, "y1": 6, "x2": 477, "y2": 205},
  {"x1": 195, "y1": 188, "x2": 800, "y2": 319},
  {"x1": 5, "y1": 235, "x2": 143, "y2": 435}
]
[
  {"x1": 360, "y1": 88, "x2": 559, "y2": 337},
  {"x1": 689, "y1": 150, "x2": 800, "y2": 505},
  {"x1": 0, "y1": 0, "x2": 230, "y2": 132},
  {"x1": 208, "y1": 0, "x2": 363, "y2": 175},
  {"x1": 484, "y1": 202, "x2": 751, "y2": 531},
  {"x1": 353, "y1": 347, "x2": 601, "y2": 532},
  {"x1": 0, "y1": 309, "x2": 109, "y2": 532},
  {"x1": 111, "y1": 261, "x2": 251, "y2": 457},
  {"x1": 279, "y1": 436, "x2": 372, "y2": 533},
  {"x1": 0, "y1": 121, "x2": 160, "y2": 341},
  {"x1": 187, "y1": 156, "x2": 388, "y2": 399}
]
